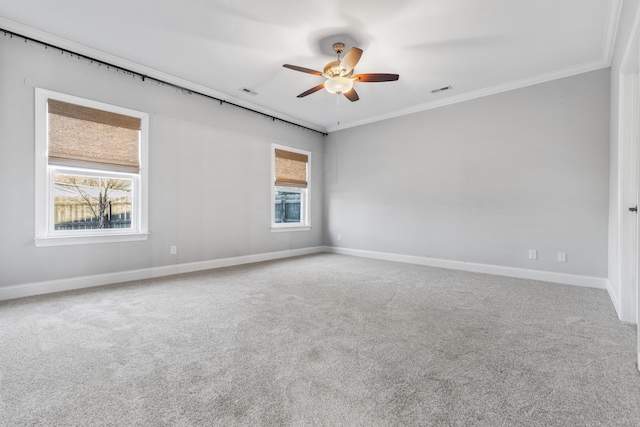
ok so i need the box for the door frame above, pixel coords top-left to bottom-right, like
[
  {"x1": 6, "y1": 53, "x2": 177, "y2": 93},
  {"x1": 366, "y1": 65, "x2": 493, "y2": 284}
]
[{"x1": 617, "y1": 6, "x2": 640, "y2": 370}]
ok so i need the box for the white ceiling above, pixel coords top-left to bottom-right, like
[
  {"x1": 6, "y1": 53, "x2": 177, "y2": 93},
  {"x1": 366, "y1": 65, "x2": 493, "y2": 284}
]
[{"x1": 0, "y1": 0, "x2": 622, "y2": 133}]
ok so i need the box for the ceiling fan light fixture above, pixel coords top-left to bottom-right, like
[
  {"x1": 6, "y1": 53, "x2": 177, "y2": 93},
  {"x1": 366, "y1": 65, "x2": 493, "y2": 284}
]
[
  {"x1": 324, "y1": 76, "x2": 354, "y2": 94},
  {"x1": 283, "y1": 44, "x2": 399, "y2": 102}
]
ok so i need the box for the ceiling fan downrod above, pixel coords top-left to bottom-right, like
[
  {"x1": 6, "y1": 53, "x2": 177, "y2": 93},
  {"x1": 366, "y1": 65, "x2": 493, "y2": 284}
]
[{"x1": 332, "y1": 42, "x2": 345, "y2": 60}]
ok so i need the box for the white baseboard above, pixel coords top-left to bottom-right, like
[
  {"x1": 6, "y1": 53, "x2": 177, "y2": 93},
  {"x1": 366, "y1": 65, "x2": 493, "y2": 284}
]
[
  {"x1": 323, "y1": 246, "x2": 608, "y2": 289},
  {"x1": 0, "y1": 246, "x2": 324, "y2": 301},
  {"x1": 606, "y1": 279, "x2": 622, "y2": 320},
  {"x1": 0, "y1": 245, "x2": 611, "y2": 302}
]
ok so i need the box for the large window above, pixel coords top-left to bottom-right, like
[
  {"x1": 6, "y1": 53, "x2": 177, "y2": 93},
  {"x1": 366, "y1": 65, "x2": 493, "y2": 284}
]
[
  {"x1": 271, "y1": 145, "x2": 310, "y2": 230},
  {"x1": 35, "y1": 89, "x2": 149, "y2": 246}
]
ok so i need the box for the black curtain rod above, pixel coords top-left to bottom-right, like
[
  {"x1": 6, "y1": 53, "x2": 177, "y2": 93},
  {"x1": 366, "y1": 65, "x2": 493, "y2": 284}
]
[{"x1": 1, "y1": 27, "x2": 327, "y2": 136}]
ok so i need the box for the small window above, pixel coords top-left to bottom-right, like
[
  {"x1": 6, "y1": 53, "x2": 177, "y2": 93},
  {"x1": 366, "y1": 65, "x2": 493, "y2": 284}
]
[
  {"x1": 35, "y1": 89, "x2": 149, "y2": 246},
  {"x1": 271, "y1": 145, "x2": 310, "y2": 230}
]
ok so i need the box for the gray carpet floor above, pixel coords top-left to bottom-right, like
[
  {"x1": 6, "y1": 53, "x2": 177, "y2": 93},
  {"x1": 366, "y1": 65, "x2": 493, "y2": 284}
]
[{"x1": 0, "y1": 253, "x2": 639, "y2": 426}]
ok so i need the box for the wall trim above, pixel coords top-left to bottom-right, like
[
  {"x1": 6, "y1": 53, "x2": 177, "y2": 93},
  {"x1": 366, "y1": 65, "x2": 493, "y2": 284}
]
[
  {"x1": 607, "y1": 279, "x2": 622, "y2": 320},
  {"x1": 328, "y1": 0, "x2": 623, "y2": 133},
  {"x1": 0, "y1": 246, "x2": 614, "y2": 307},
  {"x1": 0, "y1": 246, "x2": 324, "y2": 301},
  {"x1": 323, "y1": 246, "x2": 608, "y2": 290},
  {"x1": 604, "y1": 0, "x2": 625, "y2": 65},
  {"x1": 1, "y1": 15, "x2": 618, "y2": 136},
  {"x1": 326, "y1": 59, "x2": 610, "y2": 132},
  {"x1": 0, "y1": 17, "x2": 326, "y2": 134}
]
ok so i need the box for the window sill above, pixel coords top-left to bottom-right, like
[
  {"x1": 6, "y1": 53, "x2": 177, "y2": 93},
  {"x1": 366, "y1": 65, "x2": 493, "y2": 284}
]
[
  {"x1": 35, "y1": 232, "x2": 150, "y2": 247},
  {"x1": 271, "y1": 225, "x2": 311, "y2": 233}
]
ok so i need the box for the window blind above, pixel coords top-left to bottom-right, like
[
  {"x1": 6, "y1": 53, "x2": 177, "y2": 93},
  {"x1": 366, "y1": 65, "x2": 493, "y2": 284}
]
[
  {"x1": 47, "y1": 99, "x2": 141, "y2": 173},
  {"x1": 275, "y1": 149, "x2": 308, "y2": 188}
]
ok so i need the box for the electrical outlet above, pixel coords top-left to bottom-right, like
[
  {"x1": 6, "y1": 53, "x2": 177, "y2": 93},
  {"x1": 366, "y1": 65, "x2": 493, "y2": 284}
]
[
  {"x1": 529, "y1": 249, "x2": 537, "y2": 260},
  {"x1": 170, "y1": 245, "x2": 177, "y2": 255},
  {"x1": 558, "y1": 252, "x2": 566, "y2": 262},
  {"x1": 337, "y1": 234, "x2": 341, "y2": 241}
]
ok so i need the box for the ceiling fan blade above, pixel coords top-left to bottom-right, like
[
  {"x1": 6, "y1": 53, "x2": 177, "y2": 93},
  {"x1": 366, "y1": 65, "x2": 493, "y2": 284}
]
[
  {"x1": 343, "y1": 88, "x2": 359, "y2": 102},
  {"x1": 340, "y1": 47, "x2": 363, "y2": 74},
  {"x1": 283, "y1": 64, "x2": 324, "y2": 76},
  {"x1": 297, "y1": 83, "x2": 325, "y2": 98},
  {"x1": 353, "y1": 73, "x2": 399, "y2": 82}
]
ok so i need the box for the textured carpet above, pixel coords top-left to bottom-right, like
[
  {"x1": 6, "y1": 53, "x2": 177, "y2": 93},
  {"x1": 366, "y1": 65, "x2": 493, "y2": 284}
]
[{"x1": 0, "y1": 253, "x2": 638, "y2": 426}]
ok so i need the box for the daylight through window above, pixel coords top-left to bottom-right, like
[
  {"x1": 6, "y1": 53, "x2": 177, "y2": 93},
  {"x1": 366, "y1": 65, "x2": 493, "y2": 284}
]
[
  {"x1": 35, "y1": 89, "x2": 149, "y2": 246},
  {"x1": 272, "y1": 145, "x2": 310, "y2": 229}
]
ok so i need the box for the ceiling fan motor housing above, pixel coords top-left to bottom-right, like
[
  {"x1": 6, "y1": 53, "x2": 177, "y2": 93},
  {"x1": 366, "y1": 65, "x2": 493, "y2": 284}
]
[{"x1": 324, "y1": 60, "x2": 342, "y2": 76}]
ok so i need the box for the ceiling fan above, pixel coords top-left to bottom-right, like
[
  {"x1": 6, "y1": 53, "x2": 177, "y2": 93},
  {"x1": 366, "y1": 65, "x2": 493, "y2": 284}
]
[{"x1": 283, "y1": 42, "x2": 399, "y2": 102}]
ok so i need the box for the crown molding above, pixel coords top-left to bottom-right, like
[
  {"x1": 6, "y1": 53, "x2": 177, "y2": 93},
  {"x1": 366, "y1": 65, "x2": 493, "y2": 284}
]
[
  {"x1": 2, "y1": 2, "x2": 620, "y2": 137},
  {"x1": 327, "y1": 58, "x2": 610, "y2": 133},
  {"x1": 619, "y1": 2, "x2": 640, "y2": 74},
  {"x1": 328, "y1": 0, "x2": 623, "y2": 133},
  {"x1": 604, "y1": 0, "x2": 624, "y2": 65},
  {"x1": 0, "y1": 17, "x2": 327, "y2": 134}
]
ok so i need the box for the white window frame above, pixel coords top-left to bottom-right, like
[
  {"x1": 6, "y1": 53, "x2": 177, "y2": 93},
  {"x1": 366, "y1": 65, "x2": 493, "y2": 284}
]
[
  {"x1": 271, "y1": 144, "x2": 311, "y2": 232},
  {"x1": 34, "y1": 88, "x2": 149, "y2": 247}
]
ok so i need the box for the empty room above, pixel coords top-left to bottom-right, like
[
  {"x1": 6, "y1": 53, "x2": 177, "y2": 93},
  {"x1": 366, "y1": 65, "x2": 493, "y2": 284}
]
[{"x1": 1, "y1": 0, "x2": 640, "y2": 425}]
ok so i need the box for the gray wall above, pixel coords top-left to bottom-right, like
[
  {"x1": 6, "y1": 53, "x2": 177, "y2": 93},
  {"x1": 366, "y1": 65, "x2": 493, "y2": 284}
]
[
  {"x1": 0, "y1": 29, "x2": 614, "y2": 289},
  {"x1": 324, "y1": 69, "x2": 610, "y2": 278},
  {"x1": 0, "y1": 36, "x2": 324, "y2": 288}
]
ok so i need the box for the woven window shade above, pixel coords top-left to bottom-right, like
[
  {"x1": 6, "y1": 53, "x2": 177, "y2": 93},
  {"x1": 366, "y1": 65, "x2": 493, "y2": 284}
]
[
  {"x1": 48, "y1": 99, "x2": 141, "y2": 173},
  {"x1": 275, "y1": 149, "x2": 308, "y2": 188}
]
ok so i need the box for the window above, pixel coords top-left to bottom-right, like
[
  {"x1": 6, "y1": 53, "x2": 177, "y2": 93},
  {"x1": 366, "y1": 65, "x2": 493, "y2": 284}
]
[
  {"x1": 35, "y1": 88, "x2": 149, "y2": 246},
  {"x1": 271, "y1": 145, "x2": 310, "y2": 230}
]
